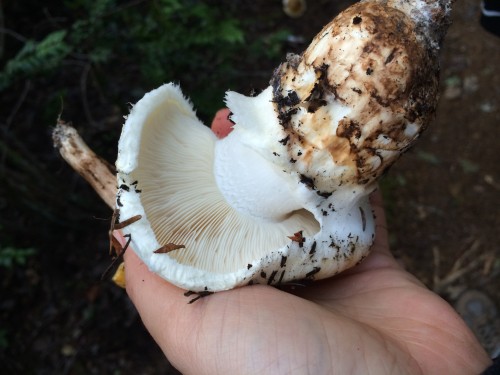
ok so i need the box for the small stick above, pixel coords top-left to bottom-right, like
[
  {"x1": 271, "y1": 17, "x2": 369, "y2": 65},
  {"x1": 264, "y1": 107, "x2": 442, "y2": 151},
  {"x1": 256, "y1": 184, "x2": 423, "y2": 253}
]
[
  {"x1": 288, "y1": 230, "x2": 304, "y2": 247},
  {"x1": 52, "y1": 121, "x2": 144, "y2": 288},
  {"x1": 105, "y1": 210, "x2": 142, "y2": 285},
  {"x1": 154, "y1": 243, "x2": 186, "y2": 254},
  {"x1": 101, "y1": 234, "x2": 133, "y2": 281},
  {"x1": 184, "y1": 290, "x2": 214, "y2": 304},
  {"x1": 108, "y1": 209, "x2": 142, "y2": 256},
  {"x1": 52, "y1": 120, "x2": 116, "y2": 209}
]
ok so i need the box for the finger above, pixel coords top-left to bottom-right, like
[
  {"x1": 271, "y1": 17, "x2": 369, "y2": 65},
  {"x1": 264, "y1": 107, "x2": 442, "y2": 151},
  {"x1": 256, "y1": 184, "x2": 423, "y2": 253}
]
[
  {"x1": 118, "y1": 105, "x2": 236, "y2": 364},
  {"x1": 123, "y1": 107, "x2": 234, "y2": 308},
  {"x1": 123, "y1": 246, "x2": 299, "y2": 374},
  {"x1": 113, "y1": 232, "x2": 192, "y2": 320},
  {"x1": 347, "y1": 187, "x2": 402, "y2": 272},
  {"x1": 123, "y1": 247, "x2": 201, "y2": 356},
  {"x1": 124, "y1": 245, "x2": 183, "y2": 306},
  {"x1": 369, "y1": 188, "x2": 391, "y2": 257},
  {"x1": 210, "y1": 108, "x2": 233, "y2": 138},
  {"x1": 120, "y1": 107, "x2": 237, "y2": 349}
]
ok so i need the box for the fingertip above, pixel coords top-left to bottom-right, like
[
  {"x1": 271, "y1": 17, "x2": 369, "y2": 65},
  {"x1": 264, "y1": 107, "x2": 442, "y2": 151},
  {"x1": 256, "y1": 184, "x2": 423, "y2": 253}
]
[
  {"x1": 123, "y1": 247, "x2": 151, "y2": 300},
  {"x1": 369, "y1": 187, "x2": 384, "y2": 211},
  {"x1": 369, "y1": 188, "x2": 387, "y2": 230},
  {"x1": 366, "y1": 187, "x2": 395, "y2": 261},
  {"x1": 123, "y1": 247, "x2": 182, "y2": 312},
  {"x1": 210, "y1": 108, "x2": 233, "y2": 138}
]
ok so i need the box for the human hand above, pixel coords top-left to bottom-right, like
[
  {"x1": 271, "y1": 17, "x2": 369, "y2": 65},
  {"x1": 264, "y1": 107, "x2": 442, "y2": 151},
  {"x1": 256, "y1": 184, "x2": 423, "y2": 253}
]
[{"x1": 122, "y1": 109, "x2": 491, "y2": 375}]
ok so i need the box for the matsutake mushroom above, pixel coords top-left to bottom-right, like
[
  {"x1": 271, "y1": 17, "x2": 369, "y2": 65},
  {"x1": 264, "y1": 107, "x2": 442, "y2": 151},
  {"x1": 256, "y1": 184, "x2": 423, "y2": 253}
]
[
  {"x1": 116, "y1": 0, "x2": 453, "y2": 292},
  {"x1": 57, "y1": 0, "x2": 453, "y2": 293}
]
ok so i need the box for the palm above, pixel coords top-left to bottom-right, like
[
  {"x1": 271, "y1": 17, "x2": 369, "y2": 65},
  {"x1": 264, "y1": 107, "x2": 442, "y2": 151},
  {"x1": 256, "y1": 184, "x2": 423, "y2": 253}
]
[{"x1": 123, "y1": 196, "x2": 489, "y2": 374}]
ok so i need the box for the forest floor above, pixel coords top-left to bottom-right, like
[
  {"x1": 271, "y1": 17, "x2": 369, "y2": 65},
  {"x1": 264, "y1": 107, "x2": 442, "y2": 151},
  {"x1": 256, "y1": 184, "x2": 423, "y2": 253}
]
[{"x1": 1, "y1": 0, "x2": 498, "y2": 373}]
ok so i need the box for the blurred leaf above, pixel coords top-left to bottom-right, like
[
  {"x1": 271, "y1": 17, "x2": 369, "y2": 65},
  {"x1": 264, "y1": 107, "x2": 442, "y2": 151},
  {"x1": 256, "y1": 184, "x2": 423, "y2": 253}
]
[
  {"x1": 458, "y1": 158, "x2": 479, "y2": 174},
  {"x1": 0, "y1": 30, "x2": 71, "y2": 90},
  {"x1": 396, "y1": 174, "x2": 407, "y2": 186},
  {"x1": 0, "y1": 329, "x2": 8, "y2": 350},
  {"x1": 0, "y1": 246, "x2": 36, "y2": 268},
  {"x1": 416, "y1": 150, "x2": 440, "y2": 165},
  {"x1": 444, "y1": 75, "x2": 461, "y2": 88}
]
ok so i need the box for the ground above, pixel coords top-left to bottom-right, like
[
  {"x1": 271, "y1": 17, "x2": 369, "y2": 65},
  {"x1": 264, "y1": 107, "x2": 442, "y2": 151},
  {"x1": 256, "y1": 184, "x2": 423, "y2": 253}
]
[{"x1": 0, "y1": 0, "x2": 498, "y2": 373}]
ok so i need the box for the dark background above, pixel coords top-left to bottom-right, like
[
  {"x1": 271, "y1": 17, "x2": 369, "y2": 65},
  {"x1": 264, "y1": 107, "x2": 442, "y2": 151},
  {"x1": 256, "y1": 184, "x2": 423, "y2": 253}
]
[{"x1": 1, "y1": 0, "x2": 498, "y2": 373}]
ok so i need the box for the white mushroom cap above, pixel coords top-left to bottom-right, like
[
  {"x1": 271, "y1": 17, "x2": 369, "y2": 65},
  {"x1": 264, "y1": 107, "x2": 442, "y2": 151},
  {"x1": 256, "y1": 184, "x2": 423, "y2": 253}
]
[
  {"x1": 116, "y1": 0, "x2": 452, "y2": 292},
  {"x1": 116, "y1": 84, "x2": 374, "y2": 291}
]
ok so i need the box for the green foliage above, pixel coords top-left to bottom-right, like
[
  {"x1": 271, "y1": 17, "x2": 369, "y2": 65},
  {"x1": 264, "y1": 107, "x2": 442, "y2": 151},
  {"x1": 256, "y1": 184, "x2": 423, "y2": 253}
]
[
  {"x1": 0, "y1": 30, "x2": 71, "y2": 90},
  {"x1": 0, "y1": 246, "x2": 36, "y2": 268},
  {"x1": 0, "y1": 0, "x2": 288, "y2": 118},
  {"x1": 1, "y1": 0, "x2": 287, "y2": 115},
  {"x1": 249, "y1": 29, "x2": 291, "y2": 59},
  {"x1": 458, "y1": 158, "x2": 479, "y2": 174},
  {"x1": 0, "y1": 329, "x2": 8, "y2": 350},
  {"x1": 124, "y1": 0, "x2": 246, "y2": 87}
]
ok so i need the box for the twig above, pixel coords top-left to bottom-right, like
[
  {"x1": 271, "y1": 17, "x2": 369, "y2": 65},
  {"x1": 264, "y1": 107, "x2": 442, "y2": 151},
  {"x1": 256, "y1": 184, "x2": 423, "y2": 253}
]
[
  {"x1": 434, "y1": 257, "x2": 483, "y2": 292},
  {"x1": 449, "y1": 239, "x2": 481, "y2": 274},
  {"x1": 6, "y1": 80, "x2": 31, "y2": 129},
  {"x1": 432, "y1": 240, "x2": 491, "y2": 294},
  {"x1": 0, "y1": 2, "x2": 4, "y2": 59},
  {"x1": 52, "y1": 120, "x2": 116, "y2": 208},
  {"x1": 0, "y1": 27, "x2": 28, "y2": 44},
  {"x1": 432, "y1": 246, "x2": 441, "y2": 288},
  {"x1": 80, "y1": 63, "x2": 97, "y2": 128}
]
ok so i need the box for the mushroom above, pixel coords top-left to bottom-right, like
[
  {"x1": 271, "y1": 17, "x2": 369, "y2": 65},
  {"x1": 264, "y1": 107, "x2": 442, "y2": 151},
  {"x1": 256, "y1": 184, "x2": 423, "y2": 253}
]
[{"x1": 115, "y1": 0, "x2": 453, "y2": 293}]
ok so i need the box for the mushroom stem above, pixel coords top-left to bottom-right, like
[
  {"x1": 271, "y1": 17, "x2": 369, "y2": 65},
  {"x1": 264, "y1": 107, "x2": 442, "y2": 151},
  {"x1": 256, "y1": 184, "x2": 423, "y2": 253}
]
[
  {"x1": 52, "y1": 121, "x2": 116, "y2": 209},
  {"x1": 380, "y1": 0, "x2": 454, "y2": 48},
  {"x1": 214, "y1": 88, "x2": 305, "y2": 221}
]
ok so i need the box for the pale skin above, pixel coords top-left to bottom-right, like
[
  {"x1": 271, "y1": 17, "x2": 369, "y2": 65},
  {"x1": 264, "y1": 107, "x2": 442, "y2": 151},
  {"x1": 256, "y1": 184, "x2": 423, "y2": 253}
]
[{"x1": 121, "y1": 109, "x2": 492, "y2": 374}]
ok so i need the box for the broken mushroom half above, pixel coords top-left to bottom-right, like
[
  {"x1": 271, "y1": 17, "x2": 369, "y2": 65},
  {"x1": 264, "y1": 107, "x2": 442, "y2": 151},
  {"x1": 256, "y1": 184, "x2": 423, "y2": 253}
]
[{"x1": 115, "y1": 0, "x2": 452, "y2": 292}]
